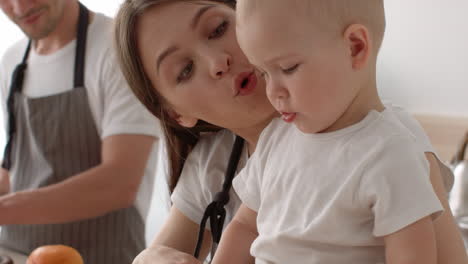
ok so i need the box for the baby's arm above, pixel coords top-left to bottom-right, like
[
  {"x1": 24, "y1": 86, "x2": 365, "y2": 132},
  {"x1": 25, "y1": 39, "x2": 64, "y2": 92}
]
[
  {"x1": 212, "y1": 204, "x2": 258, "y2": 264},
  {"x1": 384, "y1": 216, "x2": 437, "y2": 264},
  {"x1": 360, "y1": 136, "x2": 445, "y2": 264}
]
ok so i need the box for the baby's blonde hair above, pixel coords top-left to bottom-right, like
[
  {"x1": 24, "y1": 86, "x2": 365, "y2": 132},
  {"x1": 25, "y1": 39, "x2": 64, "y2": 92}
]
[{"x1": 237, "y1": 0, "x2": 386, "y2": 53}]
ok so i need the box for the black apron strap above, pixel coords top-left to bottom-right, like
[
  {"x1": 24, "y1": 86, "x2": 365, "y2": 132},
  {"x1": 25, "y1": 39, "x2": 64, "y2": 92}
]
[
  {"x1": 1, "y1": 42, "x2": 31, "y2": 170},
  {"x1": 1, "y1": 2, "x2": 89, "y2": 170},
  {"x1": 194, "y1": 136, "x2": 245, "y2": 259},
  {"x1": 74, "y1": 2, "x2": 89, "y2": 88}
]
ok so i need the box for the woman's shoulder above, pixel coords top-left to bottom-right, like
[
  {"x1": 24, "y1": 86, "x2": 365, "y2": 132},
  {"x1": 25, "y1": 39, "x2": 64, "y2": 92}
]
[
  {"x1": 194, "y1": 129, "x2": 237, "y2": 157},
  {"x1": 180, "y1": 129, "x2": 237, "y2": 181}
]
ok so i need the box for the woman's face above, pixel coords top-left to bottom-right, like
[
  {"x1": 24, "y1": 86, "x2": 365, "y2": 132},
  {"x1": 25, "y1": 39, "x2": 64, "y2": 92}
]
[{"x1": 136, "y1": 1, "x2": 275, "y2": 133}]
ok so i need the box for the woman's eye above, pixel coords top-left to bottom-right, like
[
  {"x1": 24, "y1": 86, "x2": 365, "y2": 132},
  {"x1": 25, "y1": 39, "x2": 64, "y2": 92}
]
[
  {"x1": 282, "y1": 64, "x2": 300, "y2": 75},
  {"x1": 208, "y1": 20, "x2": 229, "y2": 39},
  {"x1": 177, "y1": 61, "x2": 194, "y2": 83}
]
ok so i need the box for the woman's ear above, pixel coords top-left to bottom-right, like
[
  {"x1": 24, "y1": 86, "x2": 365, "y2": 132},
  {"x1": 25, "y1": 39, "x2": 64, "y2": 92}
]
[
  {"x1": 168, "y1": 110, "x2": 198, "y2": 128},
  {"x1": 344, "y1": 24, "x2": 371, "y2": 70}
]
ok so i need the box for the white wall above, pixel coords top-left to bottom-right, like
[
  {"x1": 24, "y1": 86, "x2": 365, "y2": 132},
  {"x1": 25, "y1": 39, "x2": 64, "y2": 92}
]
[{"x1": 377, "y1": 0, "x2": 468, "y2": 117}]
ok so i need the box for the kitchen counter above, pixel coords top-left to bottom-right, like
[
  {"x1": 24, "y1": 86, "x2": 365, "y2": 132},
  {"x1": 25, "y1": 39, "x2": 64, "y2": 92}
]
[{"x1": 0, "y1": 247, "x2": 28, "y2": 264}]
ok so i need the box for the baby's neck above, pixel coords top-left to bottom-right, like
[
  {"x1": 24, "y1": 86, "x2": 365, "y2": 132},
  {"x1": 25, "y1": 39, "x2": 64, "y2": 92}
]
[
  {"x1": 323, "y1": 79, "x2": 383, "y2": 133},
  {"x1": 233, "y1": 112, "x2": 280, "y2": 154}
]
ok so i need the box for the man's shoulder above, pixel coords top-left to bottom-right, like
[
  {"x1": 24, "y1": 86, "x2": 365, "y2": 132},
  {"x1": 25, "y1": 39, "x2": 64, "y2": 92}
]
[
  {"x1": 1, "y1": 38, "x2": 29, "y2": 70},
  {"x1": 84, "y1": 13, "x2": 114, "y2": 54},
  {"x1": 89, "y1": 13, "x2": 113, "y2": 36},
  {"x1": 82, "y1": 13, "x2": 120, "y2": 85}
]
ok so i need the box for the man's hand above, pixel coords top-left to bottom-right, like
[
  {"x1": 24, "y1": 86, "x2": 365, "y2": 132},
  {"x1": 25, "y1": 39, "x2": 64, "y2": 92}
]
[
  {"x1": 132, "y1": 246, "x2": 202, "y2": 264},
  {"x1": 0, "y1": 168, "x2": 10, "y2": 196}
]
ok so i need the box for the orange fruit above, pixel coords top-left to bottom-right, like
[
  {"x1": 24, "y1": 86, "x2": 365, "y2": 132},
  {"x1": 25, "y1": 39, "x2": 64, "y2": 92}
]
[{"x1": 27, "y1": 245, "x2": 84, "y2": 264}]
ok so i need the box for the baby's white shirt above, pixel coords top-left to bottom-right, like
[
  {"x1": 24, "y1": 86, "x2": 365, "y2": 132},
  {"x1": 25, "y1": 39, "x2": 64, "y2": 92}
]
[{"x1": 233, "y1": 108, "x2": 443, "y2": 264}]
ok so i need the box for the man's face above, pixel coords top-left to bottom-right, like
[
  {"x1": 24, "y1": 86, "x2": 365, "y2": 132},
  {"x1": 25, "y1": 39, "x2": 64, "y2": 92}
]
[{"x1": 0, "y1": 0, "x2": 65, "y2": 40}]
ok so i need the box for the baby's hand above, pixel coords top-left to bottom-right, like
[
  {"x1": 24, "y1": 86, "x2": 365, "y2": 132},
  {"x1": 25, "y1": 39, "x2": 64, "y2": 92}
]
[{"x1": 132, "y1": 246, "x2": 202, "y2": 264}]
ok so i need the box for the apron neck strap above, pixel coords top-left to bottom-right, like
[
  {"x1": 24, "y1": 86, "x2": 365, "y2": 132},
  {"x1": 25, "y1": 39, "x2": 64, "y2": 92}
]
[
  {"x1": 193, "y1": 136, "x2": 245, "y2": 259},
  {"x1": 20, "y1": 41, "x2": 32, "y2": 64},
  {"x1": 73, "y1": 2, "x2": 89, "y2": 88}
]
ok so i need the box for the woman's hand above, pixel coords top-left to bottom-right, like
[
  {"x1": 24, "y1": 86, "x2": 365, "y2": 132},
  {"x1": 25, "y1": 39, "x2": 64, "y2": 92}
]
[
  {"x1": 0, "y1": 168, "x2": 10, "y2": 196},
  {"x1": 132, "y1": 246, "x2": 202, "y2": 264}
]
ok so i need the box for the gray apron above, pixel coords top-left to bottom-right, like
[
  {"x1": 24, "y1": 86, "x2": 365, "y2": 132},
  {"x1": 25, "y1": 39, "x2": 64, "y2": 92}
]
[{"x1": 0, "y1": 3, "x2": 145, "y2": 264}]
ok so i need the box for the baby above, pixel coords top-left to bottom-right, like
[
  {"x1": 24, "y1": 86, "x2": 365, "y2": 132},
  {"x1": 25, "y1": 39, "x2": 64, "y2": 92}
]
[{"x1": 212, "y1": 0, "x2": 442, "y2": 263}]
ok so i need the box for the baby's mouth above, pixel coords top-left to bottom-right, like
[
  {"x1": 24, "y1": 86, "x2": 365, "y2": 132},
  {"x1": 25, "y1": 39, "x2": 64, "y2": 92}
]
[{"x1": 281, "y1": 112, "x2": 297, "y2": 123}]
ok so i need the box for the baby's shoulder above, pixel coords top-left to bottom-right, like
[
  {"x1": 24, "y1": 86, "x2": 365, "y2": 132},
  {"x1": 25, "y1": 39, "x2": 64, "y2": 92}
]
[{"x1": 345, "y1": 113, "x2": 419, "y2": 159}]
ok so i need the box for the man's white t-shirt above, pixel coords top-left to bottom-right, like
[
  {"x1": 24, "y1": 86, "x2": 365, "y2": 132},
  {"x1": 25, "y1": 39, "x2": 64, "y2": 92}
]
[
  {"x1": 0, "y1": 13, "x2": 164, "y2": 221},
  {"x1": 233, "y1": 108, "x2": 443, "y2": 264},
  {"x1": 171, "y1": 104, "x2": 451, "y2": 232}
]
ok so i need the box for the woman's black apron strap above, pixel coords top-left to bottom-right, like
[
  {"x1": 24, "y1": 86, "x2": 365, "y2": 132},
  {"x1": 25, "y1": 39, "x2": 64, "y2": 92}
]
[{"x1": 194, "y1": 135, "x2": 245, "y2": 259}]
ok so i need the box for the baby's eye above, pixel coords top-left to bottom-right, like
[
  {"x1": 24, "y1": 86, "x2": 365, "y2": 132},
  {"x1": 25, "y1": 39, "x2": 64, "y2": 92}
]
[
  {"x1": 177, "y1": 61, "x2": 194, "y2": 83},
  {"x1": 282, "y1": 64, "x2": 300, "y2": 75},
  {"x1": 208, "y1": 20, "x2": 229, "y2": 40}
]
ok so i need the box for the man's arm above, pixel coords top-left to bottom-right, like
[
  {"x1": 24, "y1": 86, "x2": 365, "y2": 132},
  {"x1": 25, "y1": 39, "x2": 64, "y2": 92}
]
[
  {"x1": 0, "y1": 134, "x2": 155, "y2": 225},
  {"x1": 212, "y1": 204, "x2": 257, "y2": 264}
]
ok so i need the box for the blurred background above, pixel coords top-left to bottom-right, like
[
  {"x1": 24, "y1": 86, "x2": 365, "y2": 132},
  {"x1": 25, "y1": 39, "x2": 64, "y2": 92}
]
[{"x1": 0, "y1": 0, "x2": 467, "y2": 245}]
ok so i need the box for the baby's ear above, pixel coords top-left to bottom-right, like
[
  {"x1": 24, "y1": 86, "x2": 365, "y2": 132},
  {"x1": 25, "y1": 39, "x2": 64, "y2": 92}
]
[
  {"x1": 168, "y1": 110, "x2": 198, "y2": 128},
  {"x1": 344, "y1": 24, "x2": 371, "y2": 70}
]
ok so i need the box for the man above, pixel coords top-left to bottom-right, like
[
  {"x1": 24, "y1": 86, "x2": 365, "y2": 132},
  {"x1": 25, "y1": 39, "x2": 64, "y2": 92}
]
[{"x1": 0, "y1": 1, "x2": 162, "y2": 263}]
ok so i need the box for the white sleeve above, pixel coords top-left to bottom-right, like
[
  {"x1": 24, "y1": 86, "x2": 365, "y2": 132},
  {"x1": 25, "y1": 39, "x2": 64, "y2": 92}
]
[
  {"x1": 232, "y1": 152, "x2": 263, "y2": 212},
  {"x1": 0, "y1": 53, "x2": 12, "y2": 150},
  {"x1": 359, "y1": 135, "x2": 443, "y2": 237},
  {"x1": 171, "y1": 151, "x2": 212, "y2": 225},
  {"x1": 231, "y1": 126, "x2": 276, "y2": 213},
  {"x1": 391, "y1": 105, "x2": 454, "y2": 192},
  {"x1": 0, "y1": 58, "x2": 8, "y2": 130},
  {"x1": 98, "y1": 49, "x2": 161, "y2": 139}
]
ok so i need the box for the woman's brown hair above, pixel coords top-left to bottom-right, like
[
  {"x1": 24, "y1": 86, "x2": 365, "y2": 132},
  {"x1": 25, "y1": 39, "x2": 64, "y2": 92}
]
[{"x1": 114, "y1": 0, "x2": 236, "y2": 192}]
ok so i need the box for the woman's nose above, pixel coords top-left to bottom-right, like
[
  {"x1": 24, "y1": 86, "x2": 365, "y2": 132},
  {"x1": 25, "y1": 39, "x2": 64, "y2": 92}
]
[{"x1": 209, "y1": 52, "x2": 231, "y2": 79}]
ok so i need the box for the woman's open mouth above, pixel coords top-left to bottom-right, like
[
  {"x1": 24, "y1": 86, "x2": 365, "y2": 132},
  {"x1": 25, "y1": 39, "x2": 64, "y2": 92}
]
[{"x1": 234, "y1": 71, "x2": 257, "y2": 97}]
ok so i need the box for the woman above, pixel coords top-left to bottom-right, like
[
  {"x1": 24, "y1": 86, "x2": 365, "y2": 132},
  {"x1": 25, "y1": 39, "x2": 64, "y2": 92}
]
[{"x1": 114, "y1": 1, "x2": 468, "y2": 263}]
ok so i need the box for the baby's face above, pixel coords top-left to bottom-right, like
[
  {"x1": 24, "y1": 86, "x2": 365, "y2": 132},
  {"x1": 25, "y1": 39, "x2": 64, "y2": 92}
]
[{"x1": 236, "y1": 4, "x2": 361, "y2": 134}]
